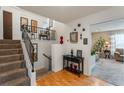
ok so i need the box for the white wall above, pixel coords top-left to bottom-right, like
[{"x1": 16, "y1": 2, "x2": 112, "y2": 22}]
[
  {"x1": 64, "y1": 6, "x2": 124, "y2": 75},
  {"x1": 52, "y1": 20, "x2": 67, "y2": 43},
  {"x1": 33, "y1": 21, "x2": 66, "y2": 70},
  {"x1": 32, "y1": 40, "x2": 56, "y2": 70}
]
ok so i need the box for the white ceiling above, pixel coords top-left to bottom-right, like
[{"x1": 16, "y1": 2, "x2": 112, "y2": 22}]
[{"x1": 19, "y1": 6, "x2": 112, "y2": 23}]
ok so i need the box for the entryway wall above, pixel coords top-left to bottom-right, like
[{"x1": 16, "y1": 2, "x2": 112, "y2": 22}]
[{"x1": 0, "y1": 6, "x2": 66, "y2": 71}]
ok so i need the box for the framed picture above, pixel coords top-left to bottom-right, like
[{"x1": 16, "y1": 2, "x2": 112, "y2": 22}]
[
  {"x1": 83, "y1": 38, "x2": 88, "y2": 45},
  {"x1": 77, "y1": 50, "x2": 82, "y2": 57},
  {"x1": 70, "y1": 32, "x2": 78, "y2": 43},
  {"x1": 31, "y1": 20, "x2": 38, "y2": 33},
  {"x1": 33, "y1": 43, "x2": 38, "y2": 61},
  {"x1": 20, "y1": 17, "x2": 28, "y2": 31}
]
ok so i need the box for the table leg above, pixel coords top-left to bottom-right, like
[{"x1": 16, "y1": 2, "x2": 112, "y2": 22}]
[
  {"x1": 67, "y1": 60, "x2": 69, "y2": 68},
  {"x1": 78, "y1": 62, "x2": 80, "y2": 77},
  {"x1": 82, "y1": 60, "x2": 83, "y2": 74},
  {"x1": 63, "y1": 58, "x2": 64, "y2": 70}
]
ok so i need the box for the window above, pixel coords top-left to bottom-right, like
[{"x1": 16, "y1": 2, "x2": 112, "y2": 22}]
[{"x1": 110, "y1": 31, "x2": 124, "y2": 55}]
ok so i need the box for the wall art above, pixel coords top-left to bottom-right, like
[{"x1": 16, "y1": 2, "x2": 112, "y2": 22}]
[
  {"x1": 70, "y1": 32, "x2": 78, "y2": 43},
  {"x1": 20, "y1": 17, "x2": 28, "y2": 31},
  {"x1": 31, "y1": 20, "x2": 38, "y2": 33},
  {"x1": 83, "y1": 38, "x2": 88, "y2": 45}
]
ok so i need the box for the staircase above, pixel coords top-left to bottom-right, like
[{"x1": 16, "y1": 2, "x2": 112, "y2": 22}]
[{"x1": 0, "y1": 40, "x2": 30, "y2": 86}]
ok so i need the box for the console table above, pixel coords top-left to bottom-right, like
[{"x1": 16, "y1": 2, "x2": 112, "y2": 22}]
[{"x1": 63, "y1": 55, "x2": 84, "y2": 77}]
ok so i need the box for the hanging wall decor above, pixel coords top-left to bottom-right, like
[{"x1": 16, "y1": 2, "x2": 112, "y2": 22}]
[
  {"x1": 82, "y1": 28, "x2": 85, "y2": 31},
  {"x1": 60, "y1": 36, "x2": 64, "y2": 44},
  {"x1": 77, "y1": 23, "x2": 81, "y2": 27},
  {"x1": 31, "y1": 20, "x2": 38, "y2": 33},
  {"x1": 74, "y1": 28, "x2": 76, "y2": 31},
  {"x1": 83, "y1": 38, "x2": 88, "y2": 45},
  {"x1": 70, "y1": 32, "x2": 78, "y2": 43},
  {"x1": 20, "y1": 17, "x2": 28, "y2": 31},
  {"x1": 80, "y1": 34, "x2": 82, "y2": 40},
  {"x1": 77, "y1": 50, "x2": 82, "y2": 57}
]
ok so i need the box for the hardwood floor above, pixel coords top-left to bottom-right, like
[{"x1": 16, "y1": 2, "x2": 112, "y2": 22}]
[{"x1": 37, "y1": 70, "x2": 113, "y2": 86}]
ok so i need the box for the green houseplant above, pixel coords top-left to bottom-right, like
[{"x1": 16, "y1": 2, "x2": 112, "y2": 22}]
[
  {"x1": 91, "y1": 48, "x2": 96, "y2": 56},
  {"x1": 91, "y1": 37, "x2": 105, "y2": 55}
]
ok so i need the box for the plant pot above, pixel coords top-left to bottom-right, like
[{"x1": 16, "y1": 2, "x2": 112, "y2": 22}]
[{"x1": 90, "y1": 55, "x2": 96, "y2": 70}]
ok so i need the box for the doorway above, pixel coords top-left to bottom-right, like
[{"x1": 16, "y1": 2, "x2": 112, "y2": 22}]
[
  {"x1": 3, "y1": 11, "x2": 12, "y2": 40},
  {"x1": 90, "y1": 18, "x2": 124, "y2": 86}
]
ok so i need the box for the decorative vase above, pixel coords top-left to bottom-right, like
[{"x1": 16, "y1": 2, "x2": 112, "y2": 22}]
[{"x1": 71, "y1": 49, "x2": 73, "y2": 57}]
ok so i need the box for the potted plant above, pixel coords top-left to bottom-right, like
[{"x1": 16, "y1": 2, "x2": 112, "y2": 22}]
[
  {"x1": 90, "y1": 48, "x2": 96, "y2": 70},
  {"x1": 90, "y1": 37, "x2": 105, "y2": 70},
  {"x1": 93, "y1": 37, "x2": 105, "y2": 52},
  {"x1": 91, "y1": 48, "x2": 96, "y2": 56}
]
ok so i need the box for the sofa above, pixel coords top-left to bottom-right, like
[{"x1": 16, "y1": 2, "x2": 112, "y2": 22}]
[{"x1": 114, "y1": 48, "x2": 124, "y2": 62}]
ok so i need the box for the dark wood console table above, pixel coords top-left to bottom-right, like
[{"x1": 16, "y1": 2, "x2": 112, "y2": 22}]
[{"x1": 63, "y1": 55, "x2": 84, "y2": 77}]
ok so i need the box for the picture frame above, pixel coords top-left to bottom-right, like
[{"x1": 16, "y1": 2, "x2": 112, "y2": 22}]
[
  {"x1": 77, "y1": 50, "x2": 82, "y2": 57},
  {"x1": 33, "y1": 43, "x2": 38, "y2": 61},
  {"x1": 83, "y1": 38, "x2": 88, "y2": 45},
  {"x1": 31, "y1": 20, "x2": 38, "y2": 33},
  {"x1": 20, "y1": 17, "x2": 28, "y2": 31},
  {"x1": 70, "y1": 32, "x2": 78, "y2": 43}
]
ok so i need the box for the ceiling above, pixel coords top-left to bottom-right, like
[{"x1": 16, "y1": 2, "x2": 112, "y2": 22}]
[{"x1": 19, "y1": 6, "x2": 112, "y2": 23}]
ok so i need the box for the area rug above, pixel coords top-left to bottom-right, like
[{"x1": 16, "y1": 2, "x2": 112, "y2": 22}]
[{"x1": 92, "y1": 58, "x2": 124, "y2": 86}]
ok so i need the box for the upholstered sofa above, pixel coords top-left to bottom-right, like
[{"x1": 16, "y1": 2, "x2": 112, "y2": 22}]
[{"x1": 114, "y1": 48, "x2": 124, "y2": 62}]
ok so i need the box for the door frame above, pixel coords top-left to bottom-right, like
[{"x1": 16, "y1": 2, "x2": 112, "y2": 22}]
[{"x1": 3, "y1": 10, "x2": 13, "y2": 40}]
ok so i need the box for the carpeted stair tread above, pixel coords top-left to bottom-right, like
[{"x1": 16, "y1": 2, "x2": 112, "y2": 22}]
[
  {"x1": 0, "y1": 54, "x2": 23, "y2": 58},
  {"x1": 0, "y1": 60, "x2": 24, "y2": 73},
  {"x1": 1, "y1": 76, "x2": 30, "y2": 86},
  {"x1": 0, "y1": 44, "x2": 21, "y2": 49},
  {"x1": 0, "y1": 54, "x2": 23, "y2": 63},
  {"x1": 0, "y1": 60, "x2": 24, "y2": 66},
  {"x1": 0, "y1": 68, "x2": 26, "y2": 77},
  {"x1": 0, "y1": 48, "x2": 22, "y2": 56},
  {"x1": 0, "y1": 68, "x2": 27, "y2": 84},
  {"x1": 0, "y1": 40, "x2": 20, "y2": 44},
  {"x1": 0, "y1": 48, "x2": 22, "y2": 51}
]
